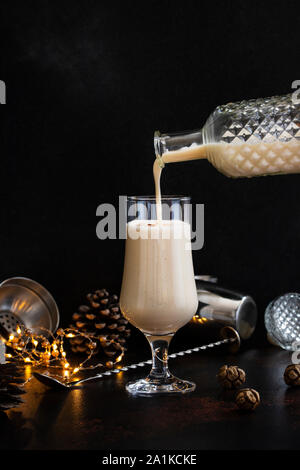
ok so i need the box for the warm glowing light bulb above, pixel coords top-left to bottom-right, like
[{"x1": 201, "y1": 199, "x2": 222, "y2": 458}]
[
  {"x1": 64, "y1": 362, "x2": 70, "y2": 369},
  {"x1": 9, "y1": 334, "x2": 14, "y2": 341},
  {"x1": 73, "y1": 367, "x2": 79, "y2": 374},
  {"x1": 25, "y1": 357, "x2": 31, "y2": 363}
]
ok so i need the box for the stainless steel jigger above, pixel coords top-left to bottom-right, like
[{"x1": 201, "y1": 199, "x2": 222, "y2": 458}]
[
  {"x1": 0, "y1": 277, "x2": 59, "y2": 338},
  {"x1": 194, "y1": 275, "x2": 257, "y2": 341}
]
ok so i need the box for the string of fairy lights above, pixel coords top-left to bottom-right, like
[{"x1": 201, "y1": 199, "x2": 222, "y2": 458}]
[
  {"x1": 4, "y1": 324, "x2": 124, "y2": 382},
  {"x1": 1, "y1": 316, "x2": 211, "y2": 386}
]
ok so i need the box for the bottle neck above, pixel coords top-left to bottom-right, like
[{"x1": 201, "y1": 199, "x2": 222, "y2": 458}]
[{"x1": 154, "y1": 129, "x2": 204, "y2": 159}]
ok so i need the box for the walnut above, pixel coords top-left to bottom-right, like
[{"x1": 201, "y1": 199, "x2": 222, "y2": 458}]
[
  {"x1": 284, "y1": 364, "x2": 300, "y2": 386},
  {"x1": 217, "y1": 365, "x2": 246, "y2": 389},
  {"x1": 235, "y1": 388, "x2": 260, "y2": 411}
]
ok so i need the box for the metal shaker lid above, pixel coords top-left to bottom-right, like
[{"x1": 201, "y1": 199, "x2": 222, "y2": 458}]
[{"x1": 0, "y1": 277, "x2": 59, "y2": 336}]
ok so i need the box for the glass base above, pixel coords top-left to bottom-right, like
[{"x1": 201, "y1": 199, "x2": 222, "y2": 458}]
[{"x1": 126, "y1": 375, "x2": 196, "y2": 396}]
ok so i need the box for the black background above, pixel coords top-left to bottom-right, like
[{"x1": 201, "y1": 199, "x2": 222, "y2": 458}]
[{"x1": 0, "y1": 0, "x2": 300, "y2": 342}]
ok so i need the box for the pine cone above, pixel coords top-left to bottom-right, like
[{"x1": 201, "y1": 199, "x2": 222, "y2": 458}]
[
  {"x1": 0, "y1": 363, "x2": 25, "y2": 411},
  {"x1": 235, "y1": 388, "x2": 260, "y2": 411},
  {"x1": 217, "y1": 365, "x2": 246, "y2": 390},
  {"x1": 284, "y1": 364, "x2": 300, "y2": 386},
  {"x1": 69, "y1": 289, "x2": 131, "y2": 362}
]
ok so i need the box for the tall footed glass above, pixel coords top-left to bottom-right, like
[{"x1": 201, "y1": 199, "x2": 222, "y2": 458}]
[{"x1": 120, "y1": 196, "x2": 198, "y2": 396}]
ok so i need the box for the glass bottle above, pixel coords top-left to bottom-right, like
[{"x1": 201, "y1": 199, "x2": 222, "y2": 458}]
[{"x1": 154, "y1": 93, "x2": 300, "y2": 178}]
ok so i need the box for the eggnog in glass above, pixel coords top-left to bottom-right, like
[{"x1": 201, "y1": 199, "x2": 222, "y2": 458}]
[{"x1": 120, "y1": 196, "x2": 198, "y2": 395}]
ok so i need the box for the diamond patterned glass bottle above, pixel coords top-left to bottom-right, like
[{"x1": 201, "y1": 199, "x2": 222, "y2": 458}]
[{"x1": 155, "y1": 93, "x2": 300, "y2": 178}]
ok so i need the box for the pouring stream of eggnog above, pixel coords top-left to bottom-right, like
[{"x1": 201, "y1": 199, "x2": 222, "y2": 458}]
[{"x1": 153, "y1": 144, "x2": 207, "y2": 219}]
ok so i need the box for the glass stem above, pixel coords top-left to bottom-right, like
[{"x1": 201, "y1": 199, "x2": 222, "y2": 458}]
[{"x1": 146, "y1": 334, "x2": 174, "y2": 381}]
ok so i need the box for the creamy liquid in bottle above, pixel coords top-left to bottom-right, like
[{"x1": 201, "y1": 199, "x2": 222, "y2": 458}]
[{"x1": 154, "y1": 139, "x2": 300, "y2": 181}]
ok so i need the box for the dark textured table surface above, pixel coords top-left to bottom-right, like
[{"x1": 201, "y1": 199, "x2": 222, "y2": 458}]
[{"x1": 1, "y1": 331, "x2": 299, "y2": 451}]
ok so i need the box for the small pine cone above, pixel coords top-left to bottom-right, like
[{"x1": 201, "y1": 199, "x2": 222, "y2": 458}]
[
  {"x1": 69, "y1": 288, "x2": 131, "y2": 362},
  {"x1": 217, "y1": 365, "x2": 246, "y2": 390},
  {"x1": 284, "y1": 364, "x2": 300, "y2": 386},
  {"x1": 235, "y1": 388, "x2": 260, "y2": 411}
]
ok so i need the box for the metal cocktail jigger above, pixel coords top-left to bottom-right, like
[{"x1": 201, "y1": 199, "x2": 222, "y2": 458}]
[
  {"x1": 0, "y1": 277, "x2": 59, "y2": 338},
  {"x1": 194, "y1": 275, "x2": 257, "y2": 340}
]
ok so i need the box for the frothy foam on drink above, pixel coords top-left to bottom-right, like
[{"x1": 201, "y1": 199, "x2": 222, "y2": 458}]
[{"x1": 127, "y1": 219, "x2": 191, "y2": 241}]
